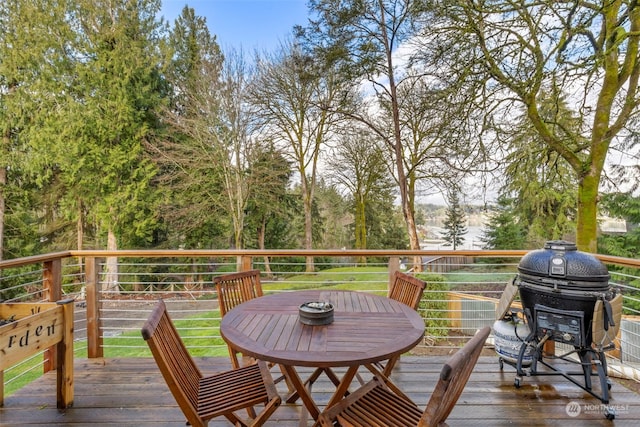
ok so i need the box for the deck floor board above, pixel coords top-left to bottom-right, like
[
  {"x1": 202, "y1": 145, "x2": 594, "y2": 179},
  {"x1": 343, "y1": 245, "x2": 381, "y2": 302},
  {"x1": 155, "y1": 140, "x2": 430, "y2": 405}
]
[{"x1": 1, "y1": 356, "x2": 638, "y2": 426}]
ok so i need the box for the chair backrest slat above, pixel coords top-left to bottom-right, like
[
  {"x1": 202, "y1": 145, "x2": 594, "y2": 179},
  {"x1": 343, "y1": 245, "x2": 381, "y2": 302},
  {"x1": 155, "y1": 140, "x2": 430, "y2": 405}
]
[
  {"x1": 214, "y1": 270, "x2": 264, "y2": 316},
  {"x1": 420, "y1": 326, "x2": 491, "y2": 426},
  {"x1": 388, "y1": 271, "x2": 426, "y2": 310}
]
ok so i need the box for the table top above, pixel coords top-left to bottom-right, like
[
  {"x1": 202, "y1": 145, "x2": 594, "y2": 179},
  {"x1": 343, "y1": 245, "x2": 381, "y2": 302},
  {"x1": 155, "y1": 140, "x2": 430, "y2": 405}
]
[{"x1": 220, "y1": 289, "x2": 425, "y2": 368}]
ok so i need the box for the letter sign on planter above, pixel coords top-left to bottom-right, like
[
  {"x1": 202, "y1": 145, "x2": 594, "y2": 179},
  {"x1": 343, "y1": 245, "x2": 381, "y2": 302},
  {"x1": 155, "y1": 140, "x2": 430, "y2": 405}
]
[{"x1": 0, "y1": 299, "x2": 74, "y2": 409}]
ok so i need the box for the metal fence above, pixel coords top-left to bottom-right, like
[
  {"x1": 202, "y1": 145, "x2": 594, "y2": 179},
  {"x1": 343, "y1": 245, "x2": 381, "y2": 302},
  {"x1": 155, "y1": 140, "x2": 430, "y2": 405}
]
[{"x1": 1, "y1": 249, "x2": 639, "y2": 395}]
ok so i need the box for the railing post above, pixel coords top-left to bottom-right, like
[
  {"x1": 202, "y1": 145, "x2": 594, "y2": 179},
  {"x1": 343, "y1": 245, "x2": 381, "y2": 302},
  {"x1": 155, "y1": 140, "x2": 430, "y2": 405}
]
[
  {"x1": 57, "y1": 298, "x2": 75, "y2": 408},
  {"x1": 86, "y1": 256, "x2": 104, "y2": 358},
  {"x1": 43, "y1": 259, "x2": 62, "y2": 373},
  {"x1": 448, "y1": 292, "x2": 462, "y2": 328},
  {"x1": 43, "y1": 259, "x2": 63, "y2": 302},
  {"x1": 239, "y1": 255, "x2": 253, "y2": 272},
  {"x1": 388, "y1": 257, "x2": 400, "y2": 293}
]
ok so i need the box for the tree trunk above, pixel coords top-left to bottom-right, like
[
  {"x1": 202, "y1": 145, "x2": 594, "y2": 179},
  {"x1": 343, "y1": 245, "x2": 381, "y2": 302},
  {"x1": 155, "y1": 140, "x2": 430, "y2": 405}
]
[
  {"x1": 378, "y1": 0, "x2": 421, "y2": 270},
  {"x1": 0, "y1": 165, "x2": 5, "y2": 263},
  {"x1": 302, "y1": 177, "x2": 314, "y2": 272},
  {"x1": 77, "y1": 201, "x2": 84, "y2": 250},
  {"x1": 355, "y1": 196, "x2": 367, "y2": 264},
  {"x1": 104, "y1": 228, "x2": 120, "y2": 294},
  {"x1": 576, "y1": 173, "x2": 600, "y2": 253},
  {"x1": 304, "y1": 195, "x2": 314, "y2": 272},
  {"x1": 232, "y1": 170, "x2": 245, "y2": 251},
  {"x1": 257, "y1": 216, "x2": 272, "y2": 276}
]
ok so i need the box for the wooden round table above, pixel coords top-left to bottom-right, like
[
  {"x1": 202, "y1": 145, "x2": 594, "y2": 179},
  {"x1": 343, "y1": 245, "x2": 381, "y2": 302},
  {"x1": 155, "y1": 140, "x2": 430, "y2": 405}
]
[{"x1": 220, "y1": 289, "x2": 425, "y2": 422}]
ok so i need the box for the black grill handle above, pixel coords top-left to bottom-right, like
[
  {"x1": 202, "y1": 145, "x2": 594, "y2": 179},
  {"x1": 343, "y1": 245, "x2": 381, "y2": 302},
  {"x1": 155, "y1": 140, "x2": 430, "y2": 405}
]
[{"x1": 603, "y1": 299, "x2": 615, "y2": 330}]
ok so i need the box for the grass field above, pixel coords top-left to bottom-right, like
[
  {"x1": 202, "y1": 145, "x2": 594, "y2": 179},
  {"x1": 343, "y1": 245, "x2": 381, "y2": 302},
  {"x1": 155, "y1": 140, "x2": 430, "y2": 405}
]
[{"x1": 4, "y1": 265, "x2": 511, "y2": 395}]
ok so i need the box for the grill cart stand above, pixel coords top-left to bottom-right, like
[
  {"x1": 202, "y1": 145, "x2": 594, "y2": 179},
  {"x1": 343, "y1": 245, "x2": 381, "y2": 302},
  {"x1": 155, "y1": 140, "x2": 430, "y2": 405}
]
[
  {"x1": 513, "y1": 305, "x2": 612, "y2": 401},
  {"x1": 498, "y1": 298, "x2": 621, "y2": 420}
]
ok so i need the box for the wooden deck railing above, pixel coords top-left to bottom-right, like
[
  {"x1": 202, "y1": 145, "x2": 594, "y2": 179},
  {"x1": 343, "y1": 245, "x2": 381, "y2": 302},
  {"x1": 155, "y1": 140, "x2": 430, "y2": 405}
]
[{"x1": 1, "y1": 248, "x2": 639, "y2": 395}]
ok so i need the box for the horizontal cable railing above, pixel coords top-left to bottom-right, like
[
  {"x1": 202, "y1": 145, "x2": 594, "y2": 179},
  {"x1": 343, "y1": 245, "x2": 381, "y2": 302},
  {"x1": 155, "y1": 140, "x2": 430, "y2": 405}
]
[{"x1": 1, "y1": 249, "x2": 639, "y2": 397}]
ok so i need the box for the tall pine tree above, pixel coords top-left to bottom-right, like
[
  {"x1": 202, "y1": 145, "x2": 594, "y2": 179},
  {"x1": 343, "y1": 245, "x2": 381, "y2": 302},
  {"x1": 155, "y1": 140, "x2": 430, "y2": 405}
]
[
  {"x1": 0, "y1": 0, "x2": 76, "y2": 258},
  {"x1": 441, "y1": 190, "x2": 467, "y2": 250},
  {"x1": 53, "y1": 0, "x2": 167, "y2": 253}
]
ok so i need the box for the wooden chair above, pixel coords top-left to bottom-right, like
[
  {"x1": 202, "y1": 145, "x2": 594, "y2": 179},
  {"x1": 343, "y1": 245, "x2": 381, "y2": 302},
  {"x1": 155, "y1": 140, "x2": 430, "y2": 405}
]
[
  {"x1": 377, "y1": 271, "x2": 427, "y2": 376},
  {"x1": 388, "y1": 270, "x2": 427, "y2": 311},
  {"x1": 214, "y1": 270, "x2": 264, "y2": 369},
  {"x1": 319, "y1": 326, "x2": 491, "y2": 427},
  {"x1": 214, "y1": 270, "x2": 292, "y2": 389},
  {"x1": 141, "y1": 299, "x2": 281, "y2": 427},
  {"x1": 215, "y1": 270, "x2": 264, "y2": 318}
]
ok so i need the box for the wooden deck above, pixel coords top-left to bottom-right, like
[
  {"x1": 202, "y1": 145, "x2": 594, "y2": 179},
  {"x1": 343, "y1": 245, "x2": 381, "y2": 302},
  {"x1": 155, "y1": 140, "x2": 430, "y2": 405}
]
[{"x1": 2, "y1": 355, "x2": 639, "y2": 426}]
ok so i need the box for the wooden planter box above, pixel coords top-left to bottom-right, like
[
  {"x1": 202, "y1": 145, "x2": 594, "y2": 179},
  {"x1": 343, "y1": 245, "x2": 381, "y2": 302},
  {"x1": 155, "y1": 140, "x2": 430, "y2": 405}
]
[{"x1": 0, "y1": 299, "x2": 74, "y2": 409}]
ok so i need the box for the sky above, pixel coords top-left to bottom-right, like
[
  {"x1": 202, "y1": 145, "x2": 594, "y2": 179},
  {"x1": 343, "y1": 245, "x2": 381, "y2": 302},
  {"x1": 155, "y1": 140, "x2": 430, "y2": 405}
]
[{"x1": 159, "y1": 0, "x2": 310, "y2": 52}]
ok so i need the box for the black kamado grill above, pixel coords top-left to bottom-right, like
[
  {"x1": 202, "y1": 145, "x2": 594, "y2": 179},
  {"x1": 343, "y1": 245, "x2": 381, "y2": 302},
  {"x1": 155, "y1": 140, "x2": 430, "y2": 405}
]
[
  {"x1": 496, "y1": 241, "x2": 622, "y2": 419},
  {"x1": 518, "y1": 240, "x2": 614, "y2": 347}
]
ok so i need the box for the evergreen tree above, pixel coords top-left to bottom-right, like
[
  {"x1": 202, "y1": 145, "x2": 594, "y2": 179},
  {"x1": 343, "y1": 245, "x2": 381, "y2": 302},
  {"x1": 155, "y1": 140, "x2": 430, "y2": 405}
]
[
  {"x1": 0, "y1": 0, "x2": 77, "y2": 257},
  {"x1": 501, "y1": 89, "x2": 578, "y2": 247},
  {"x1": 155, "y1": 5, "x2": 228, "y2": 249},
  {"x1": 441, "y1": 191, "x2": 467, "y2": 250},
  {"x1": 243, "y1": 142, "x2": 295, "y2": 274},
  {"x1": 598, "y1": 192, "x2": 640, "y2": 259},
  {"x1": 365, "y1": 193, "x2": 409, "y2": 250},
  {"x1": 44, "y1": 0, "x2": 168, "y2": 252},
  {"x1": 481, "y1": 196, "x2": 527, "y2": 250}
]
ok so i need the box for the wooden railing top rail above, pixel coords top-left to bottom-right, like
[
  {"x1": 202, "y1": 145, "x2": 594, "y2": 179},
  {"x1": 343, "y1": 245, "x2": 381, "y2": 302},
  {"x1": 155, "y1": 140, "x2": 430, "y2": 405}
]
[
  {"x1": 593, "y1": 254, "x2": 640, "y2": 269},
  {"x1": 0, "y1": 251, "x2": 71, "y2": 269},
  {"x1": 1, "y1": 248, "x2": 638, "y2": 269},
  {"x1": 67, "y1": 249, "x2": 530, "y2": 258}
]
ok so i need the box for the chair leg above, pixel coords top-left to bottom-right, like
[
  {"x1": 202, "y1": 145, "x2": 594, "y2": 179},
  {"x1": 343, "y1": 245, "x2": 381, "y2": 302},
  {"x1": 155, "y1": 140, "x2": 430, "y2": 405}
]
[
  {"x1": 251, "y1": 396, "x2": 282, "y2": 427},
  {"x1": 226, "y1": 346, "x2": 257, "y2": 419},
  {"x1": 286, "y1": 368, "x2": 324, "y2": 403},
  {"x1": 228, "y1": 344, "x2": 241, "y2": 370}
]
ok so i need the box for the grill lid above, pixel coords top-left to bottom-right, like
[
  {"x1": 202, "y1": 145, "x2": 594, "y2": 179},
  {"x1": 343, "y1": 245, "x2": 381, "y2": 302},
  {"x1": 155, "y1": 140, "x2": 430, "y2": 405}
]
[{"x1": 517, "y1": 240, "x2": 610, "y2": 291}]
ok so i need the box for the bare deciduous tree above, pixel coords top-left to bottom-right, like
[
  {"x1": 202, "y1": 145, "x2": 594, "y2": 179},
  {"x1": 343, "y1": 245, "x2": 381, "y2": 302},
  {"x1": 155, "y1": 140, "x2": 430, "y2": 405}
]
[
  {"x1": 424, "y1": 1, "x2": 640, "y2": 252},
  {"x1": 249, "y1": 41, "x2": 343, "y2": 271},
  {"x1": 327, "y1": 126, "x2": 393, "y2": 258}
]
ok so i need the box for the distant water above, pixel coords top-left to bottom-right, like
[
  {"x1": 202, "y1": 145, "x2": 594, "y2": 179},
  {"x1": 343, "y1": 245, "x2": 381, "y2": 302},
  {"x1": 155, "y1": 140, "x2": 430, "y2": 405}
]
[{"x1": 422, "y1": 226, "x2": 485, "y2": 250}]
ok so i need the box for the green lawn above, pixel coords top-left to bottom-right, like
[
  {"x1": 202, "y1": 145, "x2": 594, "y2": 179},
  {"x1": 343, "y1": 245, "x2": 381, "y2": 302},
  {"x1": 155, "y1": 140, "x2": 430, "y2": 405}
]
[
  {"x1": 4, "y1": 266, "x2": 391, "y2": 395},
  {"x1": 442, "y1": 264, "x2": 517, "y2": 284},
  {"x1": 5, "y1": 265, "x2": 514, "y2": 395},
  {"x1": 262, "y1": 266, "x2": 389, "y2": 292}
]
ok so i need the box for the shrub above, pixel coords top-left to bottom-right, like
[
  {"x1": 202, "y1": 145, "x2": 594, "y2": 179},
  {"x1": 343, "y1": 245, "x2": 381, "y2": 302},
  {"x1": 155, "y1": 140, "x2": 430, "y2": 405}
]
[{"x1": 416, "y1": 273, "x2": 450, "y2": 338}]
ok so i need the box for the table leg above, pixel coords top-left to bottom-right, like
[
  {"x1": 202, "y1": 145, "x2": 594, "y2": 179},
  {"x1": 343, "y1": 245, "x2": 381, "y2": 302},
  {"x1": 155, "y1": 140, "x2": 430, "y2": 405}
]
[
  {"x1": 286, "y1": 366, "x2": 343, "y2": 404},
  {"x1": 283, "y1": 365, "x2": 361, "y2": 424},
  {"x1": 383, "y1": 354, "x2": 400, "y2": 377},
  {"x1": 323, "y1": 367, "x2": 342, "y2": 388},
  {"x1": 281, "y1": 365, "x2": 321, "y2": 421},
  {"x1": 286, "y1": 367, "x2": 323, "y2": 403},
  {"x1": 324, "y1": 366, "x2": 358, "y2": 410},
  {"x1": 310, "y1": 366, "x2": 359, "y2": 427}
]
